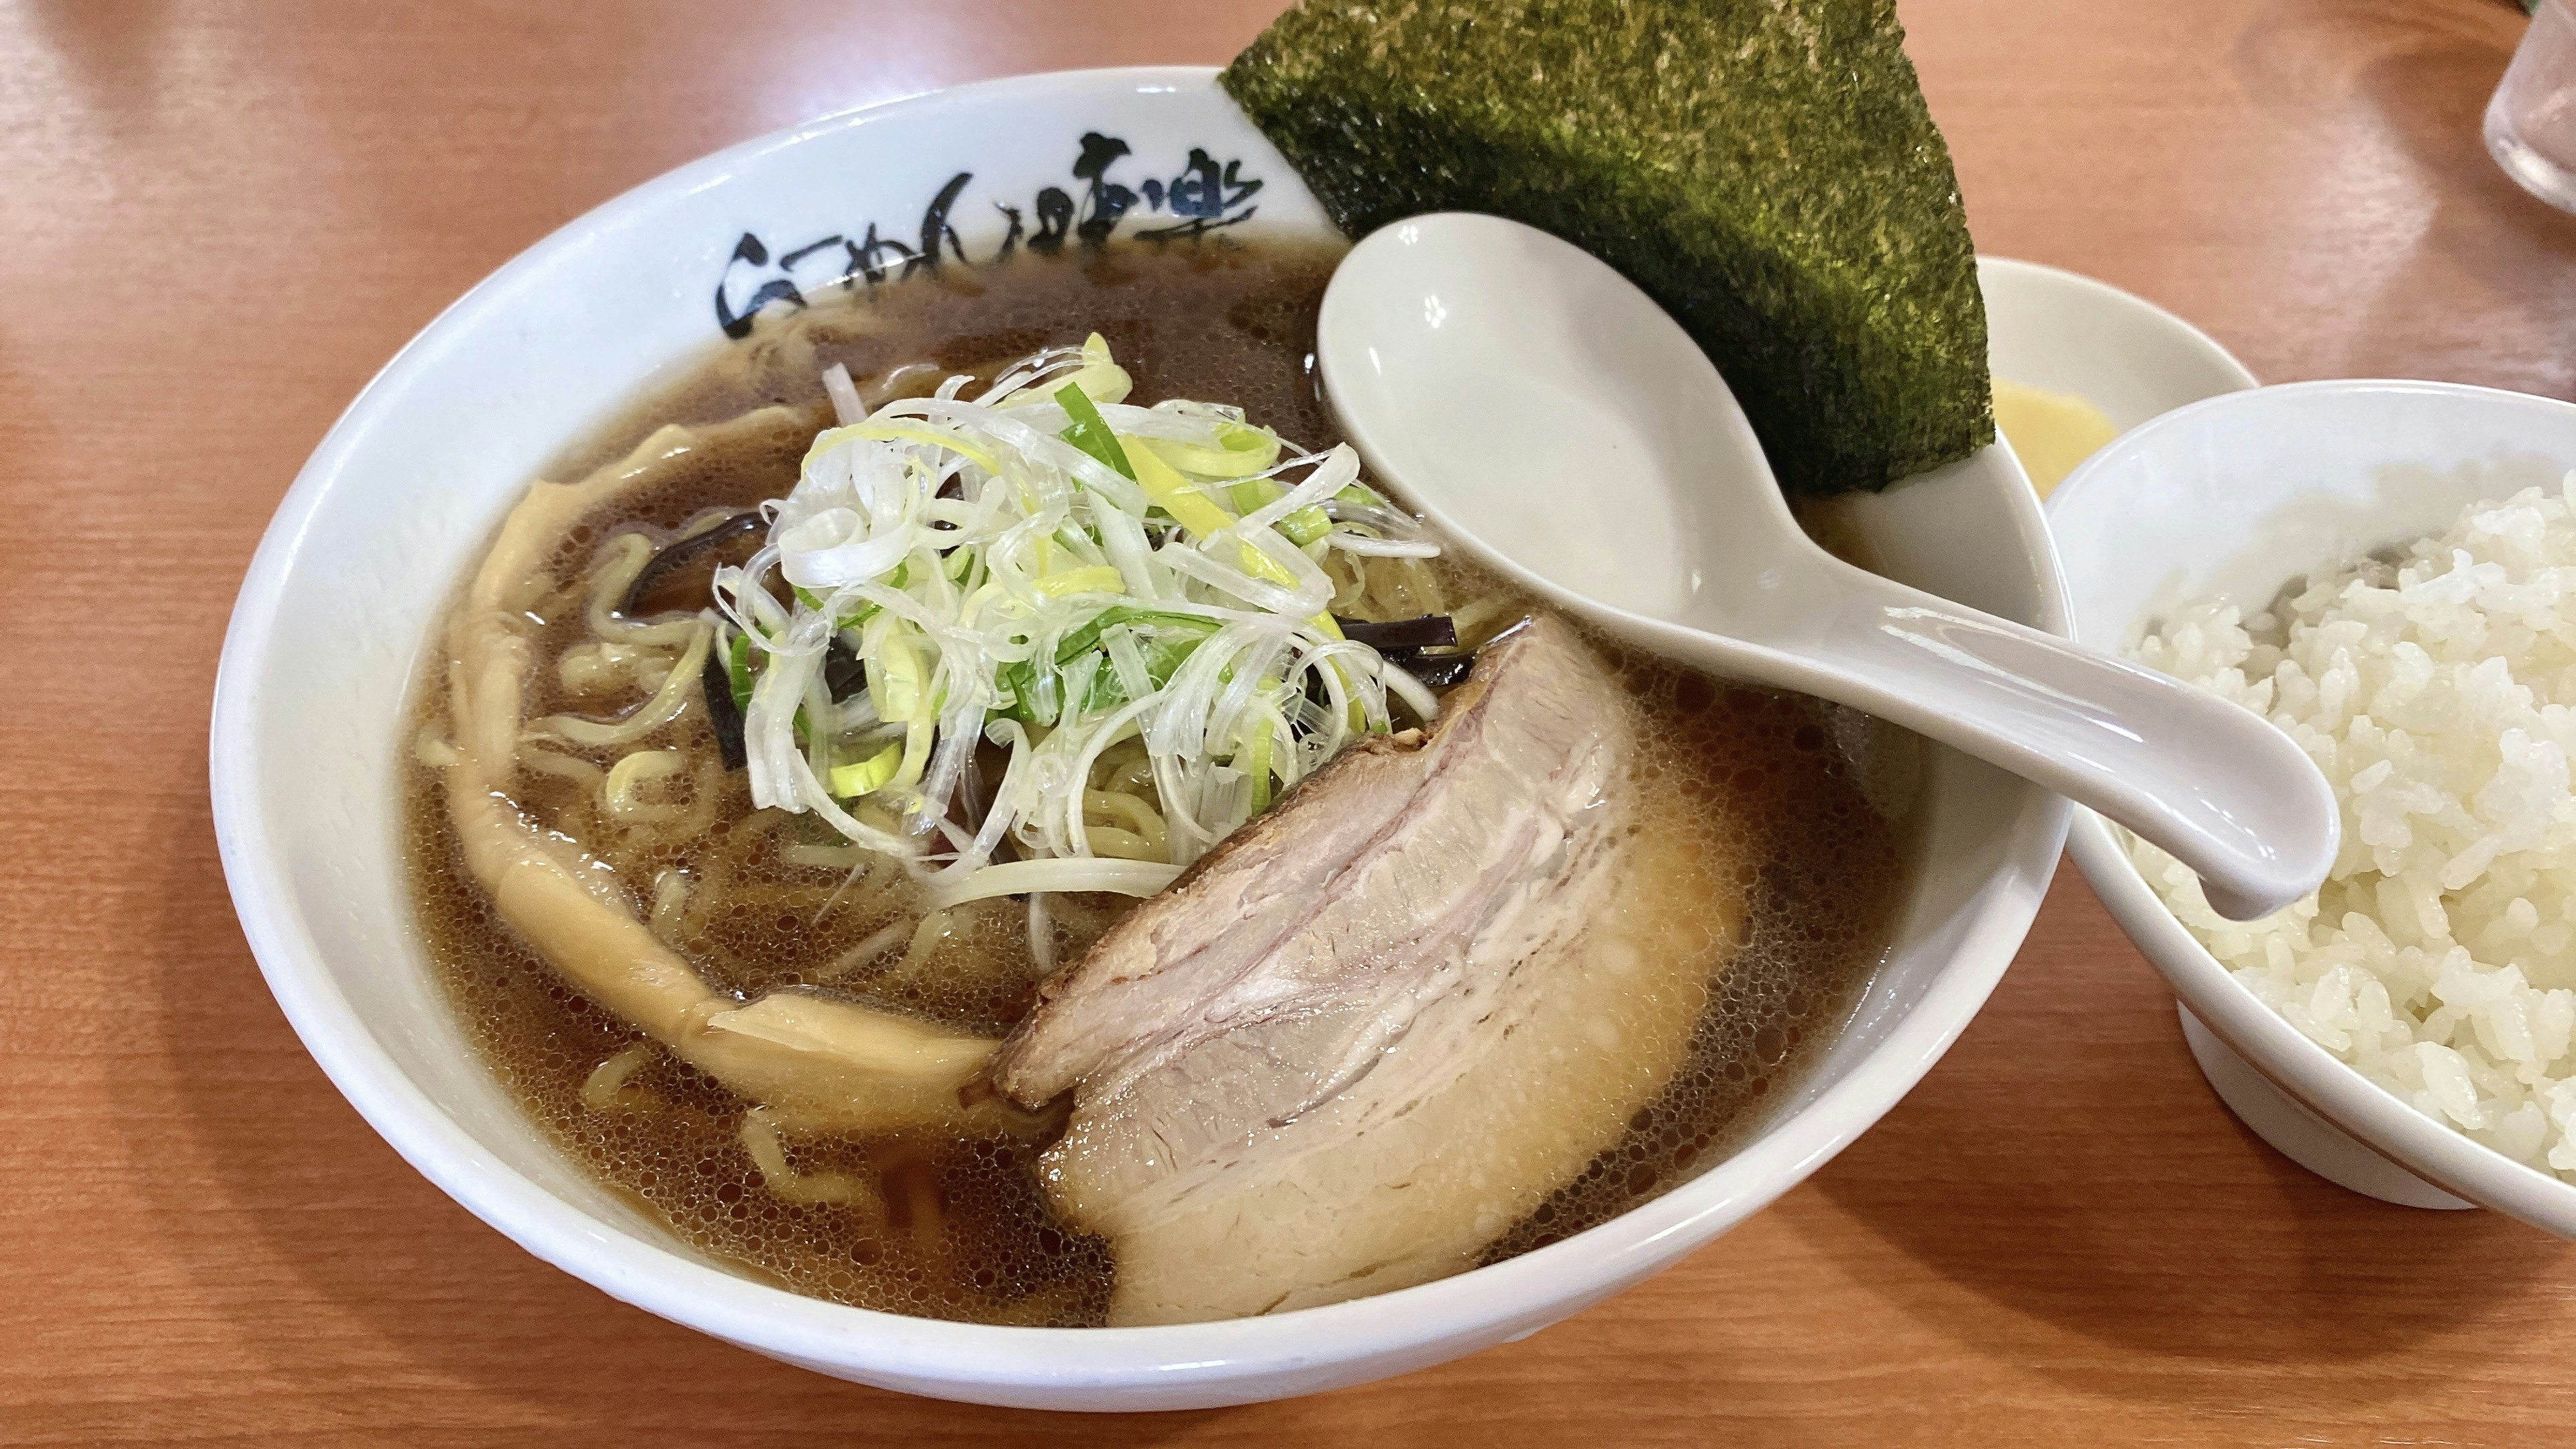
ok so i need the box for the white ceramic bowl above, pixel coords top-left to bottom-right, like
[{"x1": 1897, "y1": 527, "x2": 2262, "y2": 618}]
[
  {"x1": 1976, "y1": 256, "x2": 2259, "y2": 429},
  {"x1": 211, "y1": 66, "x2": 2072, "y2": 1409},
  {"x1": 2050, "y1": 379, "x2": 2576, "y2": 1234}
]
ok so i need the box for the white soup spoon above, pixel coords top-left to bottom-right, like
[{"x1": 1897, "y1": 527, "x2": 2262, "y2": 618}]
[{"x1": 1316, "y1": 212, "x2": 2336, "y2": 920}]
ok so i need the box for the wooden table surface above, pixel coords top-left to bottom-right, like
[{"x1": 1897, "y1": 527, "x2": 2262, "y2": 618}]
[{"x1": 6, "y1": 0, "x2": 2575, "y2": 1443}]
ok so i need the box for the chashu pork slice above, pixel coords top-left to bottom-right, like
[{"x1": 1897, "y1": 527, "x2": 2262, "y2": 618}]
[{"x1": 994, "y1": 614, "x2": 1741, "y2": 1324}]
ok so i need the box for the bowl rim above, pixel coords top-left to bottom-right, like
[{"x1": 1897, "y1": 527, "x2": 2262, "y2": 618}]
[
  {"x1": 1973, "y1": 254, "x2": 2261, "y2": 401},
  {"x1": 211, "y1": 63, "x2": 2076, "y2": 1395},
  {"x1": 2051, "y1": 376, "x2": 2576, "y2": 1234}
]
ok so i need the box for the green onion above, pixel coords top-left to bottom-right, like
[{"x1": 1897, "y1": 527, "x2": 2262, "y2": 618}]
[
  {"x1": 724, "y1": 325, "x2": 1435, "y2": 892},
  {"x1": 1226, "y1": 477, "x2": 1332, "y2": 546},
  {"x1": 794, "y1": 564, "x2": 904, "y2": 628},
  {"x1": 1056, "y1": 382, "x2": 1136, "y2": 480},
  {"x1": 1077, "y1": 628, "x2": 1208, "y2": 714},
  {"x1": 1053, "y1": 604, "x2": 1222, "y2": 664},
  {"x1": 828, "y1": 740, "x2": 904, "y2": 798},
  {"x1": 1242, "y1": 712, "x2": 1275, "y2": 812},
  {"x1": 724, "y1": 631, "x2": 755, "y2": 712},
  {"x1": 1142, "y1": 421, "x2": 1283, "y2": 479}
]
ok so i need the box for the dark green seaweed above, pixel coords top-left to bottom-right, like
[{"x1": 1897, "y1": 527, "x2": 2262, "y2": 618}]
[{"x1": 1222, "y1": 0, "x2": 1994, "y2": 496}]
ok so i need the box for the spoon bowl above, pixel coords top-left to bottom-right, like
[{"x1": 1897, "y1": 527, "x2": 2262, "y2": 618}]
[{"x1": 1318, "y1": 211, "x2": 2338, "y2": 921}]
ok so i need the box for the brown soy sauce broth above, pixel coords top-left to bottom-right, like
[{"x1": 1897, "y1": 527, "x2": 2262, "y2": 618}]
[{"x1": 402, "y1": 236, "x2": 1920, "y2": 1326}]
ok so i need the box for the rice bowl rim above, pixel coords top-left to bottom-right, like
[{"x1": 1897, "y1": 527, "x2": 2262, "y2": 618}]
[{"x1": 2055, "y1": 378, "x2": 2576, "y2": 1237}]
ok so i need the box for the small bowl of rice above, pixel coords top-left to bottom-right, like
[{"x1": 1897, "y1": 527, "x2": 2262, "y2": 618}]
[{"x1": 2050, "y1": 379, "x2": 2576, "y2": 1233}]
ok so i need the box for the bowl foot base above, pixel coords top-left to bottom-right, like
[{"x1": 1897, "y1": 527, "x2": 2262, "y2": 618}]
[{"x1": 2176, "y1": 1002, "x2": 2474, "y2": 1211}]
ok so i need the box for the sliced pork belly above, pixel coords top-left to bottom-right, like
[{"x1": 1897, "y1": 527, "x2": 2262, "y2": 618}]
[{"x1": 993, "y1": 614, "x2": 1739, "y2": 1324}]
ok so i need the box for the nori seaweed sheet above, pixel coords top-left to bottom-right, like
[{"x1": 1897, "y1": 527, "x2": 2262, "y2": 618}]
[{"x1": 1222, "y1": 0, "x2": 1993, "y2": 496}]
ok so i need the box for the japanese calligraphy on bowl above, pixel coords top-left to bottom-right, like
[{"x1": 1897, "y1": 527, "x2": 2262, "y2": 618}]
[{"x1": 714, "y1": 131, "x2": 1265, "y2": 339}]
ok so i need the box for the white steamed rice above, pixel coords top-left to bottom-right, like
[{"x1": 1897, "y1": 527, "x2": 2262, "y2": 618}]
[{"x1": 2133, "y1": 476, "x2": 2576, "y2": 1177}]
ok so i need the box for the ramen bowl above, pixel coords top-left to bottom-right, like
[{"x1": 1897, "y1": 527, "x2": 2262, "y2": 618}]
[
  {"x1": 211, "y1": 66, "x2": 2072, "y2": 1409},
  {"x1": 2051, "y1": 379, "x2": 2576, "y2": 1235}
]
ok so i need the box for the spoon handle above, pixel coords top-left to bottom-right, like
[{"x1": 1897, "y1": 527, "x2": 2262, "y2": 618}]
[{"x1": 1671, "y1": 569, "x2": 2339, "y2": 920}]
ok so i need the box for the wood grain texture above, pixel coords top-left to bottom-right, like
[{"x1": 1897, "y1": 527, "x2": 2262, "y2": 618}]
[{"x1": 3, "y1": 0, "x2": 2574, "y2": 1443}]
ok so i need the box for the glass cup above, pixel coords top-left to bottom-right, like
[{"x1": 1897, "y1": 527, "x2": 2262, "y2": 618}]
[{"x1": 2487, "y1": 0, "x2": 2576, "y2": 213}]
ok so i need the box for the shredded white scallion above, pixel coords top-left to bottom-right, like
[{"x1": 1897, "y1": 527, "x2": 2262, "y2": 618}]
[{"x1": 711, "y1": 333, "x2": 1446, "y2": 902}]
